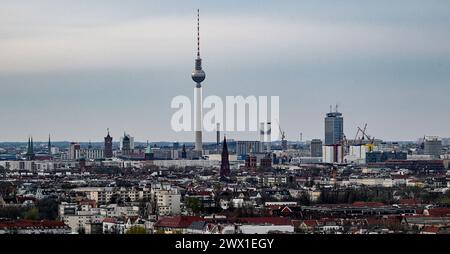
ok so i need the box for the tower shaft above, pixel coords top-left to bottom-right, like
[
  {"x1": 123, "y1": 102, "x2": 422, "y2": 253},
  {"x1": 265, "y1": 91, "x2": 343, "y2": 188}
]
[{"x1": 194, "y1": 85, "x2": 203, "y2": 152}]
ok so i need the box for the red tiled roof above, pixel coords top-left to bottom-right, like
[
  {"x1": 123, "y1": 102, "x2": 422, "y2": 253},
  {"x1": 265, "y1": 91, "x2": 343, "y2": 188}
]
[
  {"x1": 366, "y1": 217, "x2": 380, "y2": 226},
  {"x1": 103, "y1": 218, "x2": 117, "y2": 224},
  {"x1": 302, "y1": 220, "x2": 318, "y2": 227},
  {"x1": 0, "y1": 220, "x2": 67, "y2": 229},
  {"x1": 237, "y1": 217, "x2": 292, "y2": 226},
  {"x1": 352, "y1": 202, "x2": 385, "y2": 207},
  {"x1": 427, "y1": 208, "x2": 450, "y2": 217},
  {"x1": 399, "y1": 199, "x2": 421, "y2": 205},
  {"x1": 422, "y1": 226, "x2": 440, "y2": 234},
  {"x1": 280, "y1": 206, "x2": 293, "y2": 214},
  {"x1": 155, "y1": 216, "x2": 204, "y2": 229},
  {"x1": 79, "y1": 199, "x2": 97, "y2": 207}
]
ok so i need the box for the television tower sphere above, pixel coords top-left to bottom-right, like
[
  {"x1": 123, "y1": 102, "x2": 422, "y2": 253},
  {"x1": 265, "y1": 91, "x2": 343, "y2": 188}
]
[{"x1": 192, "y1": 68, "x2": 205, "y2": 84}]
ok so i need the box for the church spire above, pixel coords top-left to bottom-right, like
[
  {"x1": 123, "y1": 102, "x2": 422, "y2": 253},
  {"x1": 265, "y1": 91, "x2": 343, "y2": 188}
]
[
  {"x1": 48, "y1": 134, "x2": 52, "y2": 156},
  {"x1": 220, "y1": 136, "x2": 230, "y2": 179}
]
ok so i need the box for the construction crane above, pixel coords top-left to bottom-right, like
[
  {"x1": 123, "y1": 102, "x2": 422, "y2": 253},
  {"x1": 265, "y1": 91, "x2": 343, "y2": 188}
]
[
  {"x1": 352, "y1": 123, "x2": 367, "y2": 145},
  {"x1": 276, "y1": 119, "x2": 288, "y2": 150},
  {"x1": 356, "y1": 123, "x2": 376, "y2": 152},
  {"x1": 358, "y1": 125, "x2": 375, "y2": 144}
]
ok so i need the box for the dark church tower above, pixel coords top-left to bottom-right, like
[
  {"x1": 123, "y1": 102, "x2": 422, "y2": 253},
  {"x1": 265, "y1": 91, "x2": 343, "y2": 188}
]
[
  {"x1": 26, "y1": 136, "x2": 35, "y2": 160},
  {"x1": 220, "y1": 136, "x2": 230, "y2": 178},
  {"x1": 47, "y1": 134, "x2": 52, "y2": 157},
  {"x1": 104, "y1": 129, "x2": 113, "y2": 158}
]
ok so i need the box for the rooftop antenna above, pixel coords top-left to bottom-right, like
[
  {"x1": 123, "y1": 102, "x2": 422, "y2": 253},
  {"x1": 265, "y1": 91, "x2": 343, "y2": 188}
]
[{"x1": 197, "y1": 9, "x2": 200, "y2": 59}]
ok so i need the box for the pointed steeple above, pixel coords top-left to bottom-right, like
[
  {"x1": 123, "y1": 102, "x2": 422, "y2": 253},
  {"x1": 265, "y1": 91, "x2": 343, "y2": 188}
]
[
  {"x1": 26, "y1": 135, "x2": 35, "y2": 160},
  {"x1": 48, "y1": 134, "x2": 52, "y2": 156},
  {"x1": 30, "y1": 136, "x2": 34, "y2": 154},
  {"x1": 220, "y1": 136, "x2": 230, "y2": 178}
]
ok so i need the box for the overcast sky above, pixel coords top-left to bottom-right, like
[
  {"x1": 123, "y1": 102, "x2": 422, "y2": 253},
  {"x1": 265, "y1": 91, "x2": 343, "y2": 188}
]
[{"x1": 0, "y1": 0, "x2": 449, "y2": 142}]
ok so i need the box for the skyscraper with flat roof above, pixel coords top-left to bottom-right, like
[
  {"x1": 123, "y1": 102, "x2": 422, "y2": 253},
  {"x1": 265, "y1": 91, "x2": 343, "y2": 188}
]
[
  {"x1": 424, "y1": 136, "x2": 442, "y2": 159},
  {"x1": 310, "y1": 139, "x2": 323, "y2": 157},
  {"x1": 325, "y1": 106, "x2": 344, "y2": 146}
]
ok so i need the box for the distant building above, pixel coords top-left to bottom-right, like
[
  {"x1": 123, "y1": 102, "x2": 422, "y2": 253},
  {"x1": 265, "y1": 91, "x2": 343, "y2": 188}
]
[
  {"x1": 79, "y1": 148, "x2": 104, "y2": 160},
  {"x1": 104, "y1": 129, "x2": 113, "y2": 158},
  {"x1": 310, "y1": 139, "x2": 323, "y2": 157},
  {"x1": 322, "y1": 145, "x2": 343, "y2": 164},
  {"x1": 236, "y1": 141, "x2": 261, "y2": 157},
  {"x1": 245, "y1": 155, "x2": 257, "y2": 170},
  {"x1": 181, "y1": 144, "x2": 187, "y2": 159},
  {"x1": 442, "y1": 138, "x2": 450, "y2": 147},
  {"x1": 370, "y1": 160, "x2": 445, "y2": 171},
  {"x1": 260, "y1": 157, "x2": 273, "y2": 169},
  {"x1": 120, "y1": 133, "x2": 134, "y2": 155},
  {"x1": 68, "y1": 142, "x2": 81, "y2": 160},
  {"x1": 144, "y1": 142, "x2": 154, "y2": 160},
  {"x1": 324, "y1": 107, "x2": 344, "y2": 146},
  {"x1": 366, "y1": 151, "x2": 407, "y2": 163},
  {"x1": 424, "y1": 136, "x2": 442, "y2": 159},
  {"x1": 152, "y1": 149, "x2": 172, "y2": 160}
]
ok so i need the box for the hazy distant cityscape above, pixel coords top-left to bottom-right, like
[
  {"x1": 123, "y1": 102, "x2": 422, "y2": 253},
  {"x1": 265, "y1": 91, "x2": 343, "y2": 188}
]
[{"x1": 1, "y1": 105, "x2": 450, "y2": 234}]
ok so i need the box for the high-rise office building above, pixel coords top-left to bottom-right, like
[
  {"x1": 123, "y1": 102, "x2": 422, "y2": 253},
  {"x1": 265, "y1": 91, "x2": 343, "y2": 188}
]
[
  {"x1": 424, "y1": 136, "x2": 442, "y2": 159},
  {"x1": 104, "y1": 129, "x2": 113, "y2": 158},
  {"x1": 325, "y1": 106, "x2": 344, "y2": 145},
  {"x1": 310, "y1": 139, "x2": 323, "y2": 157}
]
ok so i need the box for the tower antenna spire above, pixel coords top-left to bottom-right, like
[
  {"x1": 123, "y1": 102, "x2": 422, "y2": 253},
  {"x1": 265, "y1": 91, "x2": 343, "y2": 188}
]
[{"x1": 197, "y1": 9, "x2": 200, "y2": 58}]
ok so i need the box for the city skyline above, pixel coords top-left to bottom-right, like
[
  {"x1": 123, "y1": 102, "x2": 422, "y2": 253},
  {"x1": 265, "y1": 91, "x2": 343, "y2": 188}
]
[{"x1": 1, "y1": 0, "x2": 450, "y2": 142}]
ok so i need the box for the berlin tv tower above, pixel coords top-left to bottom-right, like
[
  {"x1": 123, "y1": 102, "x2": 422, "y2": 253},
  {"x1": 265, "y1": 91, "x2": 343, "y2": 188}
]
[{"x1": 192, "y1": 9, "x2": 206, "y2": 153}]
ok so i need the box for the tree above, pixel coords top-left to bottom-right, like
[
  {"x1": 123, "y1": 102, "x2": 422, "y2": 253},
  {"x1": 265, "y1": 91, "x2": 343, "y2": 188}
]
[
  {"x1": 23, "y1": 207, "x2": 39, "y2": 220},
  {"x1": 298, "y1": 192, "x2": 311, "y2": 206},
  {"x1": 126, "y1": 226, "x2": 148, "y2": 234},
  {"x1": 185, "y1": 197, "x2": 201, "y2": 214},
  {"x1": 37, "y1": 198, "x2": 59, "y2": 220}
]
